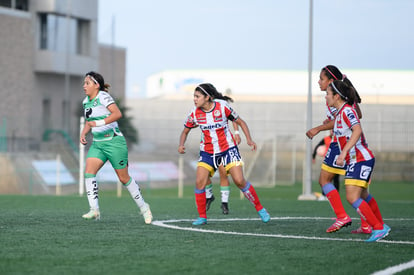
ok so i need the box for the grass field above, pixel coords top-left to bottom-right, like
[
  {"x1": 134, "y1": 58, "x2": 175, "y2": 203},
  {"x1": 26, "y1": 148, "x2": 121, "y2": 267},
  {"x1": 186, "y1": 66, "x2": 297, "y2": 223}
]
[{"x1": 1, "y1": 181, "x2": 413, "y2": 275}]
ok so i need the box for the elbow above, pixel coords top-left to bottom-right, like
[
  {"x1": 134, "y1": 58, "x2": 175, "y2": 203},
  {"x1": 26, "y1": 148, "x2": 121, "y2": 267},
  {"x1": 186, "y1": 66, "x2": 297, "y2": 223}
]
[{"x1": 115, "y1": 111, "x2": 123, "y2": 120}]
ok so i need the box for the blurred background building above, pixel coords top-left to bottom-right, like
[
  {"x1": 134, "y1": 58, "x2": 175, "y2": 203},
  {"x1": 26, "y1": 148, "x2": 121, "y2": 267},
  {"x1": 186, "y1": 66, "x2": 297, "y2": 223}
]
[
  {"x1": 0, "y1": 0, "x2": 125, "y2": 152},
  {"x1": 0, "y1": 0, "x2": 125, "y2": 193}
]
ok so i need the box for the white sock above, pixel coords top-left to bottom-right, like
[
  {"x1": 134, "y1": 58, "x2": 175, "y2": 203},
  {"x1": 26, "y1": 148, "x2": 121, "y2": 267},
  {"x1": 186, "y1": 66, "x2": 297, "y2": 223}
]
[
  {"x1": 126, "y1": 178, "x2": 146, "y2": 210},
  {"x1": 85, "y1": 176, "x2": 99, "y2": 210},
  {"x1": 205, "y1": 184, "x2": 213, "y2": 199},
  {"x1": 221, "y1": 187, "x2": 230, "y2": 203}
]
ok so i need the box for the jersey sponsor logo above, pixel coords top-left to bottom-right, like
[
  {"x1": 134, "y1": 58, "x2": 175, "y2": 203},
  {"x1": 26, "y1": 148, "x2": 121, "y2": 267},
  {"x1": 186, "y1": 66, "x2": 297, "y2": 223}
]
[
  {"x1": 200, "y1": 123, "x2": 222, "y2": 130},
  {"x1": 347, "y1": 112, "x2": 356, "y2": 120},
  {"x1": 84, "y1": 108, "x2": 92, "y2": 119},
  {"x1": 336, "y1": 118, "x2": 343, "y2": 129},
  {"x1": 360, "y1": 165, "x2": 371, "y2": 180},
  {"x1": 196, "y1": 115, "x2": 206, "y2": 123}
]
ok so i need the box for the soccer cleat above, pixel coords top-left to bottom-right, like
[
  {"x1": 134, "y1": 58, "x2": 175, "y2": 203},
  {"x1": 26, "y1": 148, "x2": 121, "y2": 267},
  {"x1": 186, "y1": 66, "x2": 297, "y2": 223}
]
[
  {"x1": 141, "y1": 203, "x2": 153, "y2": 224},
  {"x1": 221, "y1": 202, "x2": 229, "y2": 215},
  {"x1": 365, "y1": 224, "x2": 391, "y2": 242},
  {"x1": 351, "y1": 226, "x2": 372, "y2": 234},
  {"x1": 192, "y1": 217, "x2": 207, "y2": 225},
  {"x1": 258, "y1": 208, "x2": 270, "y2": 223},
  {"x1": 82, "y1": 208, "x2": 100, "y2": 220},
  {"x1": 206, "y1": 195, "x2": 215, "y2": 211},
  {"x1": 326, "y1": 216, "x2": 352, "y2": 233}
]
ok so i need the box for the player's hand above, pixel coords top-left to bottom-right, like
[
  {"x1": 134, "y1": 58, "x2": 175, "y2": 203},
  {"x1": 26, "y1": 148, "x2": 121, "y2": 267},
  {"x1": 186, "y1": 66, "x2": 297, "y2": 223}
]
[
  {"x1": 178, "y1": 145, "x2": 186, "y2": 154},
  {"x1": 306, "y1": 128, "x2": 318, "y2": 139},
  {"x1": 247, "y1": 140, "x2": 257, "y2": 151},
  {"x1": 336, "y1": 155, "x2": 345, "y2": 167},
  {"x1": 234, "y1": 134, "x2": 242, "y2": 145},
  {"x1": 80, "y1": 136, "x2": 87, "y2": 145}
]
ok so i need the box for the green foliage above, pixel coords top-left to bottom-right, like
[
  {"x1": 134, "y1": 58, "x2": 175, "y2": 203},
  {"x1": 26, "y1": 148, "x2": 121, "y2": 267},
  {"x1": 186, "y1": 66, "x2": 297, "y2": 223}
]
[
  {"x1": 0, "y1": 182, "x2": 413, "y2": 274},
  {"x1": 114, "y1": 98, "x2": 139, "y2": 146}
]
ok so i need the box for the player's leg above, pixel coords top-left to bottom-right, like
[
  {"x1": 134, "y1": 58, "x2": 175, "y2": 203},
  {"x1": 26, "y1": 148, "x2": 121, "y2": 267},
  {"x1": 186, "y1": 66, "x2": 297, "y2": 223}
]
[
  {"x1": 352, "y1": 186, "x2": 373, "y2": 234},
  {"x1": 193, "y1": 165, "x2": 212, "y2": 225},
  {"x1": 110, "y1": 136, "x2": 152, "y2": 224},
  {"x1": 229, "y1": 164, "x2": 270, "y2": 223},
  {"x1": 321, "y1": 169, "x2": 352, "y2": 232},
  {"x1": 205, "y1": 177, "x2": 215, "y2": 211},
  {"x1": 345, "y1": 160, "x2": 390, "y2": 242},
  {"x1": 82, "y1": 143, "x2": 106, "y2": 220},
  {"x1": 320, "y1": 142, "x2": 351, "y2": 232},
  {"x1": 218, "y1": 165, "x2": 230, "y2": 214}
]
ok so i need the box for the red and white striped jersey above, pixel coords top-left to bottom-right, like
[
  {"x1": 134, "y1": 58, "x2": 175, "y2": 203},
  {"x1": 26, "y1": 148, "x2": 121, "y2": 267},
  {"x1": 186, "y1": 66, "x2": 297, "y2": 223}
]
[
  {"x1": 184, "y1": 99, "x2": 238, "y2": 154},
  {"x1": 333, "y1": 104, "x2": 374, "y2": 164},
  {"x1": 325, "y1": 101, "x2": 359, "y2": 143},
  {"x1": 325, "y1": 102, "x2": 337, "y2": 121}
]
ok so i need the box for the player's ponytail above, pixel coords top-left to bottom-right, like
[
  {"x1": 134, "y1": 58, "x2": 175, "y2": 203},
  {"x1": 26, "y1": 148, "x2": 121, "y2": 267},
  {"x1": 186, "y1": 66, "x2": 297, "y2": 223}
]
[
  {"x1": 330, "y1": 80, "x2": 356, "y2": 106},
  {"x1": 196, "y1": 83, "x2": 233, "y2": 103},
  {"x1": 322, "y1": 65, "x2": 361, "y2": 104}
]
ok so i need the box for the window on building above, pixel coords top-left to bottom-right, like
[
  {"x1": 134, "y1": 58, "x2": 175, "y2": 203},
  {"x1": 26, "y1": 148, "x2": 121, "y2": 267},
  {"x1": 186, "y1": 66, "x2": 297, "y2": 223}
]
[
  {"x1": 38, "y1": 13, "x2": 90, "y2": 55},
  {"x1": 0, "y1": 0, "x2": 11, "y2": 8},
  {"x1": 77, "y1": 19, "x2": 90, "y2": 55},
  {"x1": 0, "y1": 0, "x2": 29, "y2": 11},
  {"x1": 42, "y1": 99, "x2": 51, "y2": 129}
]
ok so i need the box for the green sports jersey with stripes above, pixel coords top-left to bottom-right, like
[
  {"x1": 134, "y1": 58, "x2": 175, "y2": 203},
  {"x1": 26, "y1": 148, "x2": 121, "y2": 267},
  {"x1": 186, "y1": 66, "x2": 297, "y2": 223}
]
[{"x1": 82, "y1": 91, "x2": 123, "y2": 141}]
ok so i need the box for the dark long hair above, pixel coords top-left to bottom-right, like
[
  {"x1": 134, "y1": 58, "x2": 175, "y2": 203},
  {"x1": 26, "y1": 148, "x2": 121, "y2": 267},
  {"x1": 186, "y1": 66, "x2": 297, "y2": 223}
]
[
  {"x1": 85, "y1": 71, "x2": 110, "y2": 92},
  {"x1": 321, "y1": 65, "x2": 361, "y2": 103},
  {"x1": 195, "y1": 83, "x2": 233, "y2": 103},
  {"x1": 329, "y1": 80, "x2": 357, "y2": 106}
]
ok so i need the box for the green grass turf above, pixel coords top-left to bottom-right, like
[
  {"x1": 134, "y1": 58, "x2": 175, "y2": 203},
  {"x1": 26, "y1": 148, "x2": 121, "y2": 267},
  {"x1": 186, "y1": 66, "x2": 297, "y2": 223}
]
[{"x1": 0, "y1": 181, "x2": 413, "y2": 275}]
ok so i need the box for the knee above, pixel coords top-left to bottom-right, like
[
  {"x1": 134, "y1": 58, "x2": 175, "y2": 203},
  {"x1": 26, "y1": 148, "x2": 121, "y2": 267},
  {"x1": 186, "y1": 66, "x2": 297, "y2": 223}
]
[
  {"x1": 195, "y1": 178, "x2": 207, "y2": 189},
  {"x1": 346, "y1": 194, "x2": 358, "y2": 205},
  {"x1": 232, "y1": 177, "x2": 245, "y2": 188},
  {"x1": 119, "y1": 175, "x2": 131, "y2": 185}
]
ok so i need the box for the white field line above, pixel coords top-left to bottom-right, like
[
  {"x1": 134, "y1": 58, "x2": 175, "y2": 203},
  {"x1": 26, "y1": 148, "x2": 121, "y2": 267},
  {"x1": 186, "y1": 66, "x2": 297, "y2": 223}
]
[
  {"x1": 371, "y1": 259, "x2": 414, "y2": 275},
  {"x1": 151, "y1": 217, "x2": 414, "y2": 245}
]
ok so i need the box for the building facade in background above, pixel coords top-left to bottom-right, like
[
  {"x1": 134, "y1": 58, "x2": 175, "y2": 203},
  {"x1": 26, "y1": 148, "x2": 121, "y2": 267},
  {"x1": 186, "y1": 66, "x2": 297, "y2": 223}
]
[{"x1": 0, "y1": 0, "x2": 126, "y2": 152}]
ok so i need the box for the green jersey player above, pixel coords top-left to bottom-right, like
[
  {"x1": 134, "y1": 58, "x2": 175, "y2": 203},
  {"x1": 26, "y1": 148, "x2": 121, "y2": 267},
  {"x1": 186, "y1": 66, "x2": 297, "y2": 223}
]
[{"x1": 80, "y1": 71, "x2": 152, "y2": 224}]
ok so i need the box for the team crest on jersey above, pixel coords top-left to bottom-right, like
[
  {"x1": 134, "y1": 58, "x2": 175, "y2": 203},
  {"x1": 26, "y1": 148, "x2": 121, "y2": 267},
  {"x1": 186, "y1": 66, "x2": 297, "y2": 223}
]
[{"x1": 213, "y1": 110, "x2": 223, "y2": 122}]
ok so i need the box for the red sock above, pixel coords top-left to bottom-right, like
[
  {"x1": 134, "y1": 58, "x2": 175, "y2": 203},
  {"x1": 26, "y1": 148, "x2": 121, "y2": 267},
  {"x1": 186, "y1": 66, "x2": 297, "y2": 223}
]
[
  {"x1": 242, "y1": 182, "x2": 263, "y2": 211},
  {"x1": 367, "y1": 196, "x2": 384, "y2": 225},
  {"x1": 325, "y1": 189, "x2": 348, "y2": 219},
  {"x1": 360, "y1": 216, "x2": 370, "y2": 229},
  {"x1": 195, "y1": 192, "x2": 207, "y2": 219},
  {"x1": 357, "y1": 200, "x2": 382, "y2": 230}
]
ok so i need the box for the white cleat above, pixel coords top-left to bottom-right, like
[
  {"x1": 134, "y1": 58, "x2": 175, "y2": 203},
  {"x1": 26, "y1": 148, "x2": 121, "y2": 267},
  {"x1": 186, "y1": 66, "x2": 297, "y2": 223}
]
[
  {"x1": 141, "y1": 203, "x2": 153, "y2": 224},
  {"x1": 82, "y1": 208, "x2": 100, "y2": 220}
]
